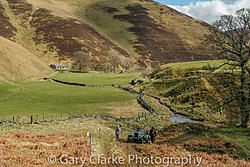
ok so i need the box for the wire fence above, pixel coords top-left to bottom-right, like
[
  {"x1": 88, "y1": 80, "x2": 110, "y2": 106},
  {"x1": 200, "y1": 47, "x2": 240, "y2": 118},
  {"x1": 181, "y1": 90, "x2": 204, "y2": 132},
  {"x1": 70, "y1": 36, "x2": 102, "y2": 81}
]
[
  {"x1": 0, "y1": 93, "x2": 158, "y2": 126},
  {"x1": 1, "y1": 75, "x2": 161, "y2": 126}
]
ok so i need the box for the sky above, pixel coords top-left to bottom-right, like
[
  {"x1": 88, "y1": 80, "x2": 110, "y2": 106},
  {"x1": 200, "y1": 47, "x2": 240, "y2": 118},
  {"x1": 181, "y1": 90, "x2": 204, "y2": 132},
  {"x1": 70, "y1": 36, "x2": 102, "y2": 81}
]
[{"x1": 154, "y1": 0, "x2": 250, "y2": 24}]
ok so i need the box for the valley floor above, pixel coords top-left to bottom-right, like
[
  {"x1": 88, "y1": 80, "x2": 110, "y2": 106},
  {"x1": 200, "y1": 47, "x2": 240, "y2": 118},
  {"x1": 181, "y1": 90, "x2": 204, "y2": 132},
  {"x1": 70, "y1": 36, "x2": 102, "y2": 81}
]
[{"x1": 0, "y1": 71, "x2": 249, "y2": 166}]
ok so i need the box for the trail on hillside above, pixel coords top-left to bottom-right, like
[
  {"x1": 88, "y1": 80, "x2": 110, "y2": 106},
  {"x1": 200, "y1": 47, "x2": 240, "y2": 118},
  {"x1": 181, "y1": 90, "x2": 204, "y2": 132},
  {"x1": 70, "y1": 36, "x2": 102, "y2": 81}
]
[{"x1": 0, "y1": 76, "x2": 18, "y2": 86}]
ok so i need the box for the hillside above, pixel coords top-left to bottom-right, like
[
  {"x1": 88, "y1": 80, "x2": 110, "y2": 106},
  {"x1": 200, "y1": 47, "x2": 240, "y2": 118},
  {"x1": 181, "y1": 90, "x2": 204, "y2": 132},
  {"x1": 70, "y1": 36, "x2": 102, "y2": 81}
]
[
  {"x1": 0, "y1": 0, "x2": 49, "y2": 81},
  {"x1": 134, "y1": 61, "x2": 247, "y2": 124},
  {"x1": 0, "y1": 36, "x2": 49, "y2": 81},
  {"x1": 0, "y1": 0, "x2": 212, "y2": 70},
  {"x1": 81, "y1": 0, "x2": 211, "y2": 67}
]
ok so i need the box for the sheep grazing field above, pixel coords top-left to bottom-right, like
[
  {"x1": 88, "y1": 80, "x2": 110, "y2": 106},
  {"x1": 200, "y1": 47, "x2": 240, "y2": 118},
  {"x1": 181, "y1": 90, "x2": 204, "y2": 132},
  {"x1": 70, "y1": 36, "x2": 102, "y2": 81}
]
[{"x1": 0, "y1": 72, "x2": 145, "y2": 120}]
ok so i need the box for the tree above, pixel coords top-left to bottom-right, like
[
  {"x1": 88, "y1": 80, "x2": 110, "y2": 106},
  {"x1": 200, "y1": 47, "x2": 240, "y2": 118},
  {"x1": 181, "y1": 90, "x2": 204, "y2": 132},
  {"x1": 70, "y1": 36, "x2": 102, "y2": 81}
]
[
  {"x1": 73, "y1": 50, "x2": 90, "y2": 72},
  {"x1": 103, "y1": 62, "x2": 112, "y2": 73},
  {"x1": 107, "y1": 50, "x2": 121, "y2": 72},
  {"x1": 204, "y1": 8, "x2": 250, "y2": 127},
  {"x1": 122, "y1": 58, "x2": 134, "y2": 72}
]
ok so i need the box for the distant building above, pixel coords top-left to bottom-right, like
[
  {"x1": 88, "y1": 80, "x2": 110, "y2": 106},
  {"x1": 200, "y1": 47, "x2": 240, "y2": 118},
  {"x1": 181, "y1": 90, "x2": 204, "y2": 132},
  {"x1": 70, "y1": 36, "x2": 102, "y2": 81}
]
[{"x1": 50, "y1": 64, "x2": 68, "y2": 70}]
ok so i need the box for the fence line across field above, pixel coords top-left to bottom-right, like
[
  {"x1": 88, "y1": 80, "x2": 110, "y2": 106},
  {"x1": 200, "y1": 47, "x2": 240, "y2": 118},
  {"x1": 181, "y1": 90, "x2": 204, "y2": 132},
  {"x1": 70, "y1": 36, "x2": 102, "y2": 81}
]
[
  {"x1": 0, "y1": 83, "x2": 161, "y2": 126},
  {"x1": 0, "y1": 113, "x2": 153, "y2": 126},
  {"x1": 0, "y1": 94, "x2": 158, "y2": 126},
  {"x1": 0, "y1": 83, "x2": 241, "y2": 126}
]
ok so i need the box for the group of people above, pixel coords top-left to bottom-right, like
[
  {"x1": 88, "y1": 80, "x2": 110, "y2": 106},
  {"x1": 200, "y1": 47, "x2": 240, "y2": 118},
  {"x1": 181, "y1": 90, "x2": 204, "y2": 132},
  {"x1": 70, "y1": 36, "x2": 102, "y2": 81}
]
[{"x1": 115, "y1": 124, "x2": 157, "y2": 143}]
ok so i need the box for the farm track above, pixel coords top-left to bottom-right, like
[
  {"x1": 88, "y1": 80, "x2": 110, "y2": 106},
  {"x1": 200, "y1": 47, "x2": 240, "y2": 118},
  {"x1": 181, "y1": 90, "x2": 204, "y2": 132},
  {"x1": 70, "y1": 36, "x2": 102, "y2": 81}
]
[{"x1": 0, "y1": 76, "x2": 18, "y2": 86}]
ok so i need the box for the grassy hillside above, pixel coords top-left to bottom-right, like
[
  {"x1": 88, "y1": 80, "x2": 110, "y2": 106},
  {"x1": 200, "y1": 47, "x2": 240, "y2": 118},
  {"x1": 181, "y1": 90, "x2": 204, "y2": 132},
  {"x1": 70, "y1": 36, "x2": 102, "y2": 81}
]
[
  {"x1": 0, "y1": 0, "x2": 212, "y2": 70},
  {"x1": 0, "y1": 72, "x2": 146, "y2": 118},
  {"x1": 135, "y1": 60, "x2": 246, "y2": 124},
  {"x1": 52, "y1": 72, "x2": 136, "y2": 86},
  {"x1": 0, "y1": 36, "x2": 50, "y2": 81},
  {"x1": 0, "y1": 81, "x2": 145, "y2": 118},
  {"x1": 159, "y1": 123, "x2": 250, "y2": 160},
  {"x1": 0, "y1": 1, "x2": 16, "y2": 39},
  {"x1": 1, "y1": 0, "x2": 131, "y2": 71},
  {"x1": 78, "y1": 0, "x2": 211, "y2": 66}
]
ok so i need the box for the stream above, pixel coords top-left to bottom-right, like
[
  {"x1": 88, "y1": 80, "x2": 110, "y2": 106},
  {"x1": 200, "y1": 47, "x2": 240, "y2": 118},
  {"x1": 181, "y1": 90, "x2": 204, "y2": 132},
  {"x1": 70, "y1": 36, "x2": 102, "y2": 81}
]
[{"x1": 154, "y1": 97, "x2": 199, "y2": 123}]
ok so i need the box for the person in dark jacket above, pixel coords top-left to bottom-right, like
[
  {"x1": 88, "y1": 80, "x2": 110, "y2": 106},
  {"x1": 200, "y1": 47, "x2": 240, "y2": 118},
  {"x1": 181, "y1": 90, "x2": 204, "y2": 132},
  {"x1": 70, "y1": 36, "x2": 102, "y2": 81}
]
[{"x1": 149, "y1": 127, "x2": 157, "y2": 143}]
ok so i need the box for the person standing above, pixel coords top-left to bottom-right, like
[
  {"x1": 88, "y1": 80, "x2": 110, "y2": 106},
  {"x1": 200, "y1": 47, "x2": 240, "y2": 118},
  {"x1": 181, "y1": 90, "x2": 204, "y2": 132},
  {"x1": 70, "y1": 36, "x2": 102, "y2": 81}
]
[
  {"x1": 150, "y1": 127, "x2": 156, "y2": 143},
  {"x1": 115, "y1": 124, "x2": 122, "y2": 141}
]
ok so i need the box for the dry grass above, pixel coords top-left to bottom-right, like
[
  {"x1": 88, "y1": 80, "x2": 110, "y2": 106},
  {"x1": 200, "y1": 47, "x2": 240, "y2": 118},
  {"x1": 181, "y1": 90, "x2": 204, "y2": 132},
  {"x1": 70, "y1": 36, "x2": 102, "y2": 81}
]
[
  {"x1": 142, "y1": 1, "x2": 208, "y2": 43},
  {"x1": 0, "y1": 118, "x2": 249, "y2": 166},
  {"x1": 0, "y1": 36, "x2": 50, "y2": 81},
  {"x1": 26, "y1": 0, "x2": 76, "y2": 18},
  {"x1": 133, "y1": 143, "x2": 250, "y2": 167},
  {"x1": 0, "y1": 133, "x2": 91, "y2": 166},
  {"x1": 0, "y1": 0, "x2": 213, "y2": 71},
  {"x1": 0, "y1": 119, "x2": 112, "y2": 166},
  {"x1": 107, "y1": 101, "x2": 147, "y2": 118}
]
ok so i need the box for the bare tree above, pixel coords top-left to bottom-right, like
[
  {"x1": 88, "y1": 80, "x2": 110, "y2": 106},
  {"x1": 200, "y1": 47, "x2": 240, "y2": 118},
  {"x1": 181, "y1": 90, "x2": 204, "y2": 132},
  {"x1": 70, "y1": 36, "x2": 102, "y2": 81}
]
[
  {"x1": 122, "y1": 58, "x2": 134, "y2": 72},
  {"x1": 73, "y1": 49, "x2": 90, "y2": 72},
  {"x1": 204, "y1": 8, "x2": 250, "y2": 127},
  {"x1": 103, "y1": 62, "x2": 112, "y2": 73},
  {"x1": 107, "y1": 50, "x2": 121, "y2": 72}
]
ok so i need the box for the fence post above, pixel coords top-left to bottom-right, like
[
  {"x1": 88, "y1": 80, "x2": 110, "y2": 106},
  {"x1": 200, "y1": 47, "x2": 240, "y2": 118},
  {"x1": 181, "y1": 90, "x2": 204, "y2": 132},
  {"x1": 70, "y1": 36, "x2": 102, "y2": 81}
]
[
  {"x1": 12, "y1": 116, "x2": 15, "y2": 122},
  {"x1": 87, "y1": 132, "x2": 91, "y2": 153},
  {"x1": 61, "y1": 113, "x2": 63, "y2": 120},
  {"x1": 43, "y1": 114, "x2": 45, "y2": 121},
  {"x1": 30, "y1": 115, "x2": 33, "y2": 124}
]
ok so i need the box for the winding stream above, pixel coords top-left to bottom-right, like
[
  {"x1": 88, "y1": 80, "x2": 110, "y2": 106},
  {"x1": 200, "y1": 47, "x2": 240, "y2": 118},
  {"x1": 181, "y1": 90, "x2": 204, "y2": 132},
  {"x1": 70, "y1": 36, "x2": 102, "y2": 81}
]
[{"x1": 154, "y1": 97, "x2": 199, "y2": 123}]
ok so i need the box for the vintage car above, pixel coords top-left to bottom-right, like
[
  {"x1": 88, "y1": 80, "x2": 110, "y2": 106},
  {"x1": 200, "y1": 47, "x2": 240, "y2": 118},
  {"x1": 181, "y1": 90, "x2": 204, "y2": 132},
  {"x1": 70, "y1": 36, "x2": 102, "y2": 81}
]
[{"x1": 127, "y1": 128, "x2": 150, "y2": 144}]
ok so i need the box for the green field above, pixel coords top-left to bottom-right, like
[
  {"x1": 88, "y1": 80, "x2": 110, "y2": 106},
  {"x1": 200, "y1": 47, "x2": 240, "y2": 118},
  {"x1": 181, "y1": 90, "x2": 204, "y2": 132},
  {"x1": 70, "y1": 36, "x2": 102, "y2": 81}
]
[
  {"x1": 52, "y1": 72, "x2": 136, "y2": 85},
  {"x1": 158, "y1": 60, "x2": 250, "y2": 72},
  {"x1": 216, "y1": 126, "x2": 250, "y2": 158},
  {"x1": 160, "y1": 60, "x2": 224, "y2": 69},
  {"x1": 0, "y1": 78, "x2": 144, "y2": 120}
]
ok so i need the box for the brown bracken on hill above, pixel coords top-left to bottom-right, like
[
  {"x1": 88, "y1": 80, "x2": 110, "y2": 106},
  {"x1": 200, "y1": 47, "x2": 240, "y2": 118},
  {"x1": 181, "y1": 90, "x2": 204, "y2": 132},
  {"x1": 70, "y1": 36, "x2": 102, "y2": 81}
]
[
  {"x1": 2, "y1": 0, "x2": 214, "y2": 69},
  {"x1": 30, "y1": 8, "x2": 129, "y2": 69},
  {"x1": 6, "y1": 0, "x2": 130, "y2": 70},
  {"x1": 114, "y1": 3, "x2": 191, "y2": 67},
  {"x1": 0, "y1": 2, "x2": 16, "y2": 39}
]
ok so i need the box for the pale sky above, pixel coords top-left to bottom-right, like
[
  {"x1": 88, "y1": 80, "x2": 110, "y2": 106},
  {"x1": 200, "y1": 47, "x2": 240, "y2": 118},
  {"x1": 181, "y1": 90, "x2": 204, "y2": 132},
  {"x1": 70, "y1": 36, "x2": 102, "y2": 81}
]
[{"x1": 153, "y1": 0, "x2": 250, "y2": 24}]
